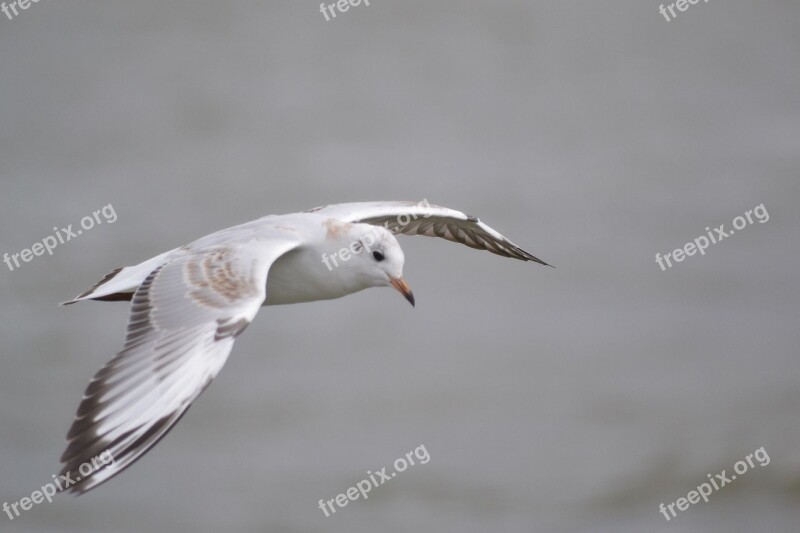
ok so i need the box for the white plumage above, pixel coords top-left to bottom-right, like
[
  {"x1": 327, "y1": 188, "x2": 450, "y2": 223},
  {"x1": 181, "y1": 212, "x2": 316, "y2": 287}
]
[{"x1": 59, "y1": 201, "x2": 549, "y2": 493}]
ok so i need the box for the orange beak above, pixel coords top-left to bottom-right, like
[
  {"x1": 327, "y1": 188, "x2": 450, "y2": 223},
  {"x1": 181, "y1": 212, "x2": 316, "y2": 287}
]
[{"x1": 390, "y1": 277, "x2": 415, "y2": 307}]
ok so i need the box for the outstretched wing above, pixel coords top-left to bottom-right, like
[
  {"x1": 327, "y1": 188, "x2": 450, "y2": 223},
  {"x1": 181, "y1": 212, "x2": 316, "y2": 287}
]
[
  {"x1": 60, "y1": 239, "x2": 299, "y2": 494},
  {"x1": 306, "y1": 201, "x2": 550, "y2": 265}
]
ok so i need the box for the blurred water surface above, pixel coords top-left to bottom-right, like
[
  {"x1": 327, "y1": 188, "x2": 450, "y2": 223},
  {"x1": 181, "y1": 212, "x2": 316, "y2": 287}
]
[{"x1": 1, "y1": 2, "x2": 799, "y2": 532}]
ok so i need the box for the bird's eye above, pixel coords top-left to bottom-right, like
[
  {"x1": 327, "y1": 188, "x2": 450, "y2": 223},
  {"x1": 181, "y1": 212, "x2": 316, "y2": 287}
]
[{"x1": 372, "y1": 251, "x2": 385, "y2": 262}]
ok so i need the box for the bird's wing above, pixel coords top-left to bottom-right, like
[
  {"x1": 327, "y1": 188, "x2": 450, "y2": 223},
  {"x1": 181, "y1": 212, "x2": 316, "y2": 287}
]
[
  {"x1": 60, "y1": 238, "x2": 300, "y2": 494},
  {"x1": 306, "y1": 201, "x2": 550, "y2": 265}
]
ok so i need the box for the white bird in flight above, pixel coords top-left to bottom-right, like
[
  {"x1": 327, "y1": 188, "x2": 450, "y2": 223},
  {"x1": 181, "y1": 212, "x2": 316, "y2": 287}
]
[{"x1": 59, "y1": 200, "x2": 550, "y2": 493}]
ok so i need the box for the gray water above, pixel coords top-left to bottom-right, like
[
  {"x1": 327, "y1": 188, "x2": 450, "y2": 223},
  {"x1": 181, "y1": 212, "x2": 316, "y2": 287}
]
[{"x1": 1, "y1": 1, "x2": 799, "y2": 532}]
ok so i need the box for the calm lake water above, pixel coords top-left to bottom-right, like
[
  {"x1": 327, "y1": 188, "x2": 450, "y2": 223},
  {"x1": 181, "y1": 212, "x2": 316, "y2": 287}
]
[{"x1": 1, "y1": 1, "x2": 799, "y2": 531}]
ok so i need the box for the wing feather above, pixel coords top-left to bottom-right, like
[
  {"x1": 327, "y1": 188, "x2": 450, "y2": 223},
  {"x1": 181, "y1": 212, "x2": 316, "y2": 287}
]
[
  {"x1": 306, "y1": 201, "x2": 551, "y2": 265},
  {"x1": 59, "y1": 239, "x2": 299, "y2": 494}
]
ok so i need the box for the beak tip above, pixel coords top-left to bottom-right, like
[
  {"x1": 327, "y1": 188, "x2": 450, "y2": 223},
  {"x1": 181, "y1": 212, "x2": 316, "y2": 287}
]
[{"x1": 390, "y1": 277, "x2": 415, "y2": 308}]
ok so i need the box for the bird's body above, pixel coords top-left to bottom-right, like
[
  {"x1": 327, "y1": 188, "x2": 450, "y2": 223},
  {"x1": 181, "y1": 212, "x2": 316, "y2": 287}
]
[
  {"x1": 71, "y1": 213, "x2": 373, "y2": 306},
  {"x1": 59, "y1": 200, "x2": 549, "y2": 494}
]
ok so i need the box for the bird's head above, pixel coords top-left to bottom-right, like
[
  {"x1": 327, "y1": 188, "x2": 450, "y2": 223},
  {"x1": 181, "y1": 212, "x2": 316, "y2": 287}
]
[{"x1": 345, "y1": 224, "x2": 414, "y2": 306}]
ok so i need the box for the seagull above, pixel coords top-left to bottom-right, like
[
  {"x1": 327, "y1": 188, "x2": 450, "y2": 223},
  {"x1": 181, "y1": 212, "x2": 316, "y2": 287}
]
[{"x1": 58, "y1": 200, "x2": 550, "y2": 494}]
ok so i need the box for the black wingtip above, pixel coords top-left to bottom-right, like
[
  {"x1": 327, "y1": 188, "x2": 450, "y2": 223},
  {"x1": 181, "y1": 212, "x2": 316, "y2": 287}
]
[{"x1": 534, "y1": 257, "x2": 555, "y2": 268}]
